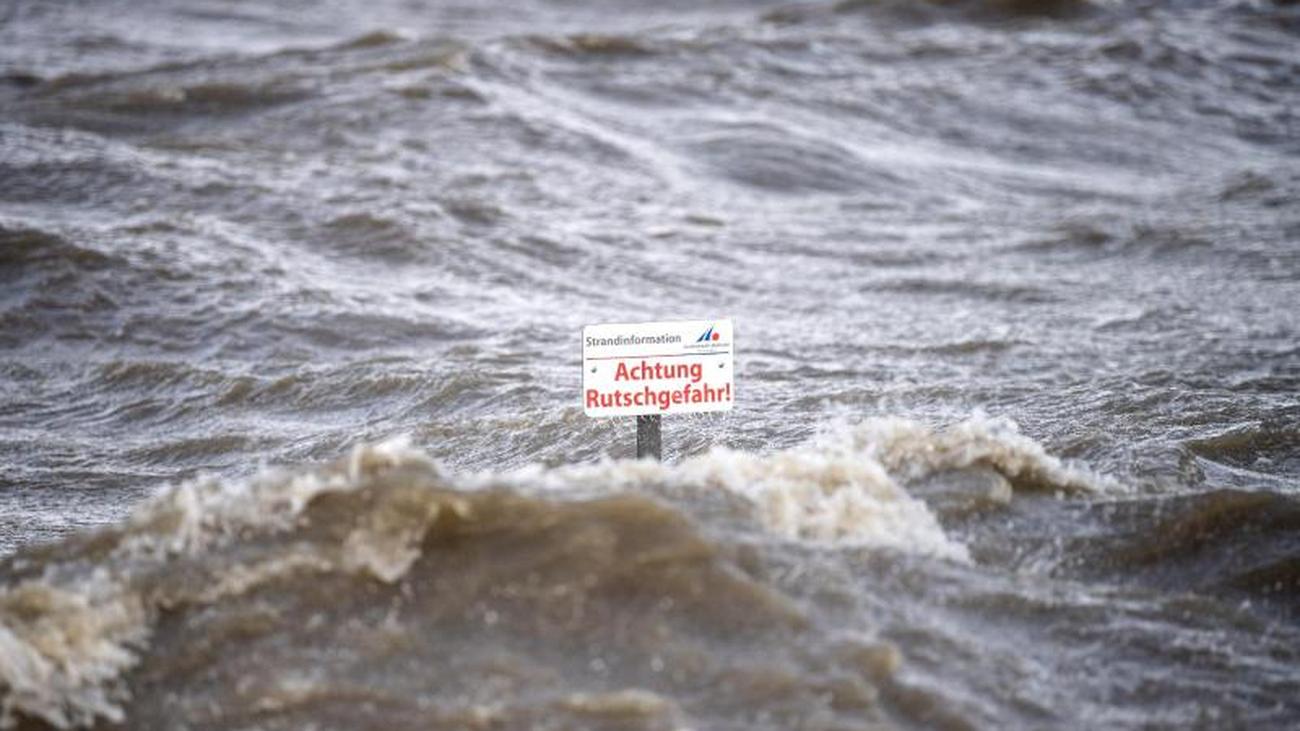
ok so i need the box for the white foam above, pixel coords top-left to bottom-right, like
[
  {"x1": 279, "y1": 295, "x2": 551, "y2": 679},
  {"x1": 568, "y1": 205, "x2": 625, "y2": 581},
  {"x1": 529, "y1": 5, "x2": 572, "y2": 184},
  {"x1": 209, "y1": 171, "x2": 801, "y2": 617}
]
[
  {"x1": 489, "y1": 414, "x2": 1119, "y2": 562},
  {"x1": 0, "y1": 577, "x2": 146, "y2": 729}
]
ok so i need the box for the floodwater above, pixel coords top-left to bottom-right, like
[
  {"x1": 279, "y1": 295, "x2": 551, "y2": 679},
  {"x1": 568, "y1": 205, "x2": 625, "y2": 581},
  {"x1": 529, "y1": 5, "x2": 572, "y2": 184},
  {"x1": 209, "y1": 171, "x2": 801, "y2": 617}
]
[{"x1": 1, "y1": 0, "x2": 1298, "y2": 728}]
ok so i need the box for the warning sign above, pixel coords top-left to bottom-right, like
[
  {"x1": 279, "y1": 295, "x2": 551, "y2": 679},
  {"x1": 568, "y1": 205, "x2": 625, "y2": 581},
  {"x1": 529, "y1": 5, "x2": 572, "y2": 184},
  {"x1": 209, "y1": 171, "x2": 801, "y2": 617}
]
[{"x1": 583, "y1": 319, "x2": 734, "y2": 418}]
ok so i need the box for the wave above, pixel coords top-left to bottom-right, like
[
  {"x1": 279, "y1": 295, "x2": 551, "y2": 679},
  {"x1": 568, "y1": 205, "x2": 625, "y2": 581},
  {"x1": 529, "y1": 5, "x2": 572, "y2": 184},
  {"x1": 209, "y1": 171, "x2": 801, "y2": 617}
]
[
  {"x1": 497, "y1": 415, "x2": 1117, "y2": 554},
  {"x1": 0, "y1": 225, "x2": 123, "y2": 348},
  {"x1": 680, "y1": 122, "x2": 899, "y2": 195},
  {"x1": 0, "y1": 441, "x2": 451, "y2": 727},
  {"x1": 765, "y1": 0, "x2": 1103, "y2": 26},
  {"x1": 0, "y1": 226, "x2": 116, "y2": 273},
  {"x1": 0, "y1": 416, "x2": 1111, "y2": 728},
  {"x1": 1063, "y1": 489, "x2": 1300, "y2": 619},
  {"x1": 1180, "y1": 422, "x2": 1300, "y2": 491},
  {"x1": 1185, "y1": 422, "x2": 1300, "y2": 476},
  {"x1": 0, "y1": 440, "x2": 895, "y2": 729},
  {"x1": 524, "y1": 33, "x2": 660, "y2": 58}
]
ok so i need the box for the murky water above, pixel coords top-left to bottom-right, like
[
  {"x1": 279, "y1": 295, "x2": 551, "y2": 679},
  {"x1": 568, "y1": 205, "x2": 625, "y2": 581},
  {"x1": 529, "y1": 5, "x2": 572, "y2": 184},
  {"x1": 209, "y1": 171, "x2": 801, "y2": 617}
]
[{"x1": 1, "y1": 0, "x2": 1298, "y2": 728}]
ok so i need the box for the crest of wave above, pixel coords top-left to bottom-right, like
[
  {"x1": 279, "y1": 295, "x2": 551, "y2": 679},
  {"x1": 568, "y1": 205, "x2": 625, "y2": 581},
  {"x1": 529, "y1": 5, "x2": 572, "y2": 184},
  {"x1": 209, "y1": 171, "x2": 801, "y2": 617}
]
[
  {"x1": 499, "y1": 414, "x2": 1118, "y2": 564},
  {"x1": 837, "y1": 413, "x2": 1119, "y2": 495},
  {"x1": 0, "y1": 438, "x2": 440, "y2": 730}
]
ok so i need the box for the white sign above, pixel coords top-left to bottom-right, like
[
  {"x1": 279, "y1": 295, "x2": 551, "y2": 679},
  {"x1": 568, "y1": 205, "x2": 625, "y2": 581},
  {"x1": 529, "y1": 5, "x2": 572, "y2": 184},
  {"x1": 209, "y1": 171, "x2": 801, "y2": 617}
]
[{"x1": 583, "y1": 319, "x2": 734, "y2": 418}]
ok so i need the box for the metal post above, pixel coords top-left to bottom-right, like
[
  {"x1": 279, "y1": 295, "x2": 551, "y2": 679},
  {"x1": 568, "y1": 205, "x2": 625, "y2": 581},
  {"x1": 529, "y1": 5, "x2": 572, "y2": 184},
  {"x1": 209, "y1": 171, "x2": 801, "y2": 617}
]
[{"x1": 636, "y1": 414, "x2": 661, "y2": 461}]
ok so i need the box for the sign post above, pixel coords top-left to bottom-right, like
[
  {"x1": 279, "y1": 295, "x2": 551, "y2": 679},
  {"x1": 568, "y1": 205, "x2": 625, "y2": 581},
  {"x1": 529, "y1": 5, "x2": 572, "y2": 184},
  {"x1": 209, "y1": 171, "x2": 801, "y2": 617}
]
[
  {"x1": 583, "y1": 319, "x2": 734, "y2": 461},
  {"x1": 636, "y1": 415, "x2": 661, "y2": 461}
]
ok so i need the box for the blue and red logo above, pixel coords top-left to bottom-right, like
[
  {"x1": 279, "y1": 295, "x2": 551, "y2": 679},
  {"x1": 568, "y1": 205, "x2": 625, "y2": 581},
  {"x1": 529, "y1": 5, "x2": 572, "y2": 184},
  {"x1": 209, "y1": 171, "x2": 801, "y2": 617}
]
[{"x1": 696, "y1": 325, "x2": 721, "y2": 343}]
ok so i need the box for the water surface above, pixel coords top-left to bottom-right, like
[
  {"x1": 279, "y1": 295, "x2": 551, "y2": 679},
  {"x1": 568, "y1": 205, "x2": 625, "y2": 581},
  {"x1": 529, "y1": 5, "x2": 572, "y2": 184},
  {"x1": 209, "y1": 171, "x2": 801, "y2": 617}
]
[{"x1": 1, "y1": 0, "x2": 1298, "y2": 728}]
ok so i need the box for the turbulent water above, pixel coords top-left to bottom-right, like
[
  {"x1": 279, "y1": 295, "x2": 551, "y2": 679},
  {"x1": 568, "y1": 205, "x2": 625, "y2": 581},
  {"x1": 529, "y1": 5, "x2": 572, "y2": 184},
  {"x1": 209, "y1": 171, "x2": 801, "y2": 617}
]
[{"x1": 2, "y1": 0, "x2": 1299, "y2": 728}]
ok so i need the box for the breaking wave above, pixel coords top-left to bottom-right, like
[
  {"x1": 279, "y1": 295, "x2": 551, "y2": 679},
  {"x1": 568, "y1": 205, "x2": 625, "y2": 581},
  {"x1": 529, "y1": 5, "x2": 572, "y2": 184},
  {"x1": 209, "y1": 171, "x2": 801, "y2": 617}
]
[{"x1": 0, "y1": 416, "x2": 1111, "y2": 728}]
